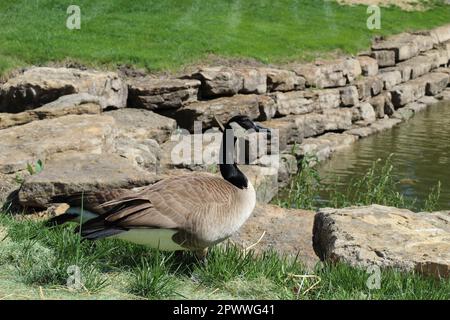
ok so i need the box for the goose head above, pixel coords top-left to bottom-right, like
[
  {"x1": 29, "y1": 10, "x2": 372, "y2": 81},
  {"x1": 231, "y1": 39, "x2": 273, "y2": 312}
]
[{"x1": 217, "y1": 115, "x2": 271, "y2": 189}]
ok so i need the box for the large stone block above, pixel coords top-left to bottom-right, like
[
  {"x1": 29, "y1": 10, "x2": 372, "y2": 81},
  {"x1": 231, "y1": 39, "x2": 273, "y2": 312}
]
[
  {"x1": 293, "y1": 58, "x2": 361, "y2": 88},
  {"x1": 127, "y1": 77, "x2": 200, "y2": 110},
  {"x1": 0, "y1": 93, "x2": 102, "y2": 130},
  {"x1": 0, "y1": 67, "x2": 127, "y2": 113},
  {"x1": 271, "y1": 91, "x2": 315, "y2": 116},
  {"x1": 17, "y1": 153, "x2": 160, "y2": 208},
  {"x1": 0, "y1": 114, "x2": 116, "y2": 174},
  {"x1": 379, "y1": 70, "x2": 403, "y2": 90},
  {"x1": 371, "y1": 50, "x2": 396, "y2": 67},
  {"x1": 107, "y1": 108, "x2": 176, "y2": 144},
  {"x1": 169, "y1": 94, "x2": 275, "y2": 131},
  {"x1": 313, "y1": 205, "x2": 450, "y2": 278},
  {"x1": 264, "y1": 68, "x2": 306, "y2": 92},
  {"x1": 357, "y1": 56, "x2": 378, "y2": 76},
  {"x1": 190, "y1": 67, "x2": 243, "y2": 98}
]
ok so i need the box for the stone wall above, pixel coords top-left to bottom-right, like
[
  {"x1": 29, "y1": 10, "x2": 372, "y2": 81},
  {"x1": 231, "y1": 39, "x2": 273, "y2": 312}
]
[{"x1": 1, "y1": 24, "x2": 450, "y2": 207}]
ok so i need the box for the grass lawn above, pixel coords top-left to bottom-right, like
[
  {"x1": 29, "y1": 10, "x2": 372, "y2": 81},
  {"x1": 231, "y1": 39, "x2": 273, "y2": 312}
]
[
  {"x1": 0, "y1": 0, "x2": 449, "y2": 76},
  {"x1": 0, "y1": 215, "x2": 449, "y2": 300}
]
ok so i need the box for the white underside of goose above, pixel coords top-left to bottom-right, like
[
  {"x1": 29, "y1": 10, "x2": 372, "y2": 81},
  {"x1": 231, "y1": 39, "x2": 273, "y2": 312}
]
[{"x1": 67, "y1": 207, "x2": 186, "y2": 251}]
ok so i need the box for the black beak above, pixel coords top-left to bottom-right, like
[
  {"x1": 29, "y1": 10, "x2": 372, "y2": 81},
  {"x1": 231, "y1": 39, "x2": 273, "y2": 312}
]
[{"x1": 254, "y1": 123, "x2": 272, "y2": 139}]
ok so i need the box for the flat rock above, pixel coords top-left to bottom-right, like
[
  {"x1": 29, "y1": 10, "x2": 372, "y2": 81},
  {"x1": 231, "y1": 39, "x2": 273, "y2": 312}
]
[
  {"x1": 357, "y1": 56, "x2": 378, "y2": 76},
  {"x1": 346, "y1": 118, "x2": 402, "y2": 138},
  {"x1": 371, "y1": 50, "x2": 396, "y2": 67},
  {"x1": 0, "y1": 93, "x2": 102, "y2": 130},
  {"x1": 168, "y1": 94, "x2": 275, "y2": 132},
  {"x1": 240, "y1": 165, "x2": 279, "y2": 204},
  {"x1": 423, "y1": 72, "x2": 449, "y2": 96},
  {"x1": 390, "y1": 77, "x2": 427, "y2": 107},
  {"x1": 339, "y1": 86, "x2": 359, "y2": 107},
  {"x1": 18, "y1": 153, "x2": 161, "y2": 208},
  {"x1": 107, "y1": 108, "x2": 176, "y2": 144},
  {"x1": 295, "y1": 133, "x2": 358, "y2": 161},
  {"x1": 271, "y1": 91, "x2": 315, "y2": 116},
  {"x1": 379, "y1": 70, "x2": 402, "y2": 90},
  {"x1": 0, "y1": 67, "x2": 127, "y2": 113},
  {"x1": 190, "y1": 67, "x2": 243, "y2": 98},
  {"x1": 264, "y1": 68, "x2": 306, "y2": 92},
  {"x1": 236, "y1": 68, "x2": 267, "y2": 94},
  {"x1": 293, "y1": 58, "x2": 361, "y2": 88},
  {"x1": 232, "y1": 204, "x2": 318, "y2": 267},
  {"x1": 293, "y1": 108, "x2": 353, "y2": 138},
  {"x1": 354, "y1": 75, "x2": 383, "y2": 99},
  {"x1": 0, "y1": 114, "x2": 115, "y2": 174},
  {"x1": 313, "y1": 205, "x2": 450, "y2": 278},
  {"x1": 127, "y1": 77, "x2": 200, "y2": 110}
]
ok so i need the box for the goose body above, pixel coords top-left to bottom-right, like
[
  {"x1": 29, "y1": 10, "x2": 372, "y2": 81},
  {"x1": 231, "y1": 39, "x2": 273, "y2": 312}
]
[{"x1": 46, "y1": 115, "x2": 268, "y2": 251}]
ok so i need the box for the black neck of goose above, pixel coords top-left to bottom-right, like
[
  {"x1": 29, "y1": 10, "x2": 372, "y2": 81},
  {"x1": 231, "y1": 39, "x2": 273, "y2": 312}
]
[{"x1": 219, "y1": 125, "x2": 248, "y2": 189}]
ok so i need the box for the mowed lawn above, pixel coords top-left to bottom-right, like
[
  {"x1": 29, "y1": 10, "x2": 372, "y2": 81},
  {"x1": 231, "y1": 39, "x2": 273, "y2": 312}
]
[{"x1": 0, "y1": 0, "x2": 449, "y2": 75}]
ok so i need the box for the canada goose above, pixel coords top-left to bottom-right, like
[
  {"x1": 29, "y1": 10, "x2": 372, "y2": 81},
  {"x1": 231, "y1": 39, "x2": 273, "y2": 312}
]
[{"x1": 46, "y1": 115, "x2": 271, "y2": 253}]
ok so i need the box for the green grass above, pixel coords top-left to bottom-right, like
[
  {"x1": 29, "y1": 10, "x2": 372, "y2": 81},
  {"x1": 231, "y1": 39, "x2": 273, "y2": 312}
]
[
  {"x1": 276, "y1": 155, "x2": 443, "y2": 211},
  {"x1": 0, "y1": 0, "x2": 449, "y2": 76},
  {"x1": 0, "y1": 211, "x2": 449, "y2": 300}
]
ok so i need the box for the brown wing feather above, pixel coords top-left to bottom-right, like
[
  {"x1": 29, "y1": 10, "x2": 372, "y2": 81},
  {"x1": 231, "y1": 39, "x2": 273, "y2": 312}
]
[{"x1": 85, "y1": 173, "x2": 238, "y2": 231}]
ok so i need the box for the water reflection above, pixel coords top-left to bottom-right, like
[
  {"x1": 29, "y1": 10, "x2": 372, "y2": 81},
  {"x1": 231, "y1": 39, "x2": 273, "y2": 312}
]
[{"x1": 318, "y1": 101, "x2": 450, "y2": 210}]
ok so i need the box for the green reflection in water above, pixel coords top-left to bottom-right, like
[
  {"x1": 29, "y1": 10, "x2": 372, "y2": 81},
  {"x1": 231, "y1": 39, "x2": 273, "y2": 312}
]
[{"x1": 318, "y1": 101, "x2": 450, "y2": 210}]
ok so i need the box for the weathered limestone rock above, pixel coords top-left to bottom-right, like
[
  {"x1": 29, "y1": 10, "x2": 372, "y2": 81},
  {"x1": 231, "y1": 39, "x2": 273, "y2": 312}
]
[
  {"x1": 293, "y1": 109, "x2": 353, "y2": 138},
  {"x1": 264, "y1": 68, "x2": 306, "y2": 92},
  {"x1": 107, "y1": 108, "x2": 176, "y2": 144},
  {"x1": 379, "y1": 70, "x2": 402, "y2": 90},
  {"x1": 0, "y1": 173, "x2": 19, "y2": 204},
  {"x1": 396, "y1": 55, "x2": 434, "y2": 80},
  {"x1": 354, "y1": 76, "x2": 383, "y2": 99},
  {"x1": 355, "y1": 102, "x2": 376, "y2": 123},
  {"x1": 369, "y1": 94, "x2": 386, "y2": 118},
  {"x1": 232, "y1": 204, "x2": 318, "y2": 267},
  {"x1": 390, "y1": 78, "x2": 426, "y2": 107},
  {"x1": 0, "y1": 114, "x2": 115, "y2": 174},
  {"x1": 372, "y1": 33, "x2": 433, "y2": 62},
  {"x1": 127, "y1": 77, "x2": 200, "y2": 110},
  {"x1": 339, "y1": 86, "x2": 359, "y2": 106},
  {"x1": 237, "y1": 68, "x2": 267, "y2": 94},
  {"x1": 159, "y1": 131, "x2": 222, "y2": 172},
  {"x1": 371, "y1": 50, "x2": 396, "y2": 67},
  {"x1": 278, "y1": 154, "x2": 298, "y2": 187},
  {"x1": 418, "y1": 23, "x2": 450, "y2": 44},
  {"x1": 295, "y1": 133, "x2": 358, "y2": 161},
  {"x1": 422, "y1": 49, "x2": 449, "y2": 69},
  {"x1": 357, "y1": 56, "x2": 378, "y2": 76},
  {"x1": 18, "y1": 153, "x2": 161, "y2": 208},
  {"x1": 169, "y1": 94, "x2": 275, "y2": 131},
  {"x1": 0, "y1": 67, "x2": 127, "y2": 113},
  {"x1": 271, "y1": 91, "x2": 315, "y2": 116},
  {"x1": 313, "y1": 205, "x2": 450, "y2": 278},
  {"x1": 346, "y1": 118, "x2": 402, "y2": 138},
  {"x1": 404, "y1": 101, "x2": 427, "y2": 113},
  {"x1": 114, "y1": 138, "x2": 161, "y2": 171},
  {"x1": 422, "y1": 72, "x2": 449, "y2": 96},
  {"x1": 190, "y1": 67, "x2": 243, "y2": 98},
  {"x1": 0, "y1": 93, "x2": 102, "y2": 130},
  {"x1": 393, "y1": 107, "x2": 414, "y2": 121},
  {"x1": 418, "y1": 95, "x2": 440, "y2": 106},
  {"x1": 436, "y1": 88, "x2": 450, "y2": 101},
  {"x1": 310, "y1": 89, "x2": 341, "y2": 110},
  {"x1": 240, "y1": 165, "x2": 278, "y2": 203},
  {"x1": 294, "y1": 58, "x2": 361, "y2": 88},
  {"x1": 258, "y1": 117, "x2": 304, "y2": 150}
]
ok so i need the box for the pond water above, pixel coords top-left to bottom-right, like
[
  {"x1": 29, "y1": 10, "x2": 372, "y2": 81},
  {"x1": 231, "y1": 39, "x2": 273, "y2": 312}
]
[{"x1": 317, "y1": 101, "x2": 450, "y2": 211}]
